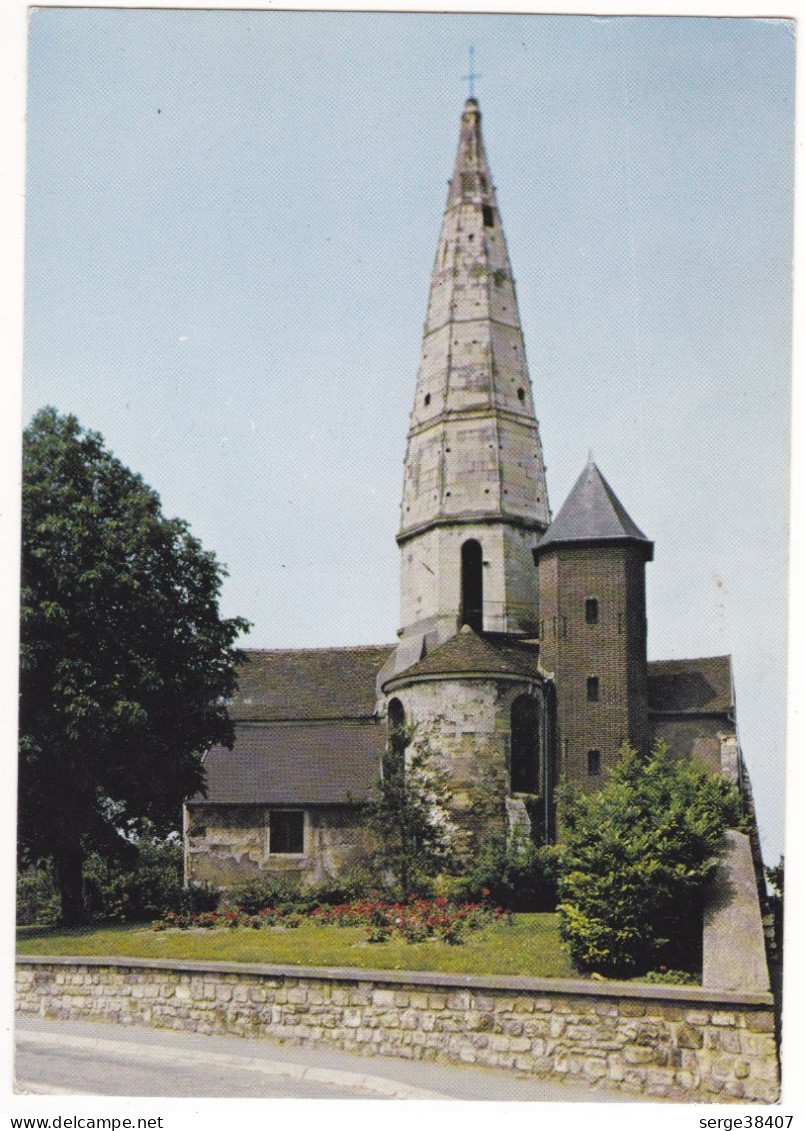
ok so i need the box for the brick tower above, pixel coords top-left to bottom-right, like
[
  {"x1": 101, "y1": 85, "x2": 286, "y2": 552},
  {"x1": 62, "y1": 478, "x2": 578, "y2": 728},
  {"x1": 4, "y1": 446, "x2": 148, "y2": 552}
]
[
  {"x1": 534, "y1": 458, "x2": 653, "y2": 790},
  {"x1": 396, "y1": 97, "x2": 550, "y2": 647}
]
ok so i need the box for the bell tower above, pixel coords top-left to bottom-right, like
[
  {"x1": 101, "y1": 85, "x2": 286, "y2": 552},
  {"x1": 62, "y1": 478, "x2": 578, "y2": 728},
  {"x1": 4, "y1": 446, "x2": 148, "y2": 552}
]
[{"x1": 398, "y1": 98, "x2": 550, "y2": 644}]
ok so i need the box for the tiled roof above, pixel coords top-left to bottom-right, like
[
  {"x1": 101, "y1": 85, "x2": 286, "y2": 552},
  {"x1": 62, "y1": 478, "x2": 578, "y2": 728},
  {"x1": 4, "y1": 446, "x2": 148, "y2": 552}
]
[
  {"x1": 535, "y1": 459, "x2": 652, "y2": 556},
  {"x1": 231, "y1": 645, "x2": 394, "y2": 721},
  {"x1": 383, "y1": 627, "x2": 542, "y2": 688},
  {"x1": 195, "y1": 722, "x2": 383, "y2": 805},
  {"x1": 647, "y1": 655, "x2": 734, "y2": 716}
]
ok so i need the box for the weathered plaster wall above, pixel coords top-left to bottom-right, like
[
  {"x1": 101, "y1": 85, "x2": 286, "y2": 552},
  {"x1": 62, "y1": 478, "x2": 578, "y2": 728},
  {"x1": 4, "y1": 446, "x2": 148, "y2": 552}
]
[
  {"x1": 16, "y1": 958, "x2": 778, "y2": 1103},
  {"x1": 185, "y1": 805, "x2": 372, "y2": 888}
]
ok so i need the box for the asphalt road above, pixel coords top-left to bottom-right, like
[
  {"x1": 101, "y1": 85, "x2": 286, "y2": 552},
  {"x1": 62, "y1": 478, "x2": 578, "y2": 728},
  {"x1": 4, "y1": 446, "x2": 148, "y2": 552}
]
[{"x1": 15, "y1": 1016, "x2": 644, "y2": 1102}]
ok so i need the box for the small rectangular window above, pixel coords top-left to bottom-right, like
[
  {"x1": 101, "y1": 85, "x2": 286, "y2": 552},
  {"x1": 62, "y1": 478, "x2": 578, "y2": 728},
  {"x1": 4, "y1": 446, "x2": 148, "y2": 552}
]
[
  {"x1": 587, "y1": 750, "x2": 601, "y2": 776},
  {"x1": 585, "y1": 598, "x2": 598, "y2": 624},
  {"x1": 482, "y1": 204, "x2": 494, "y2": 228},
  {"x1": 587, "y1": 676, "x2": 599, "y2": 702},
  {"x1": 269, "y1": 810, "x2": 304, "y2": 855},
  {"x1": 561, "y1": 616, "x2": 568, "y2": 638}
]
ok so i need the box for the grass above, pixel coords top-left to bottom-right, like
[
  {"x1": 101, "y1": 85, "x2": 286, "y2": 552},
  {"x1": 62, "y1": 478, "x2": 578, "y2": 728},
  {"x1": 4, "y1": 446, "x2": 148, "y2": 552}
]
[{"x1": 17, "y1": 914, "x2": 579, "y2": 979}]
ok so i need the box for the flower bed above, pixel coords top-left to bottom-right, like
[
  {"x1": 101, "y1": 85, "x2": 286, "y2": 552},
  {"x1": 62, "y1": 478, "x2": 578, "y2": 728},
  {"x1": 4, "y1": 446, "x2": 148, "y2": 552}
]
[{"x1": 153, "y1": 894, "x2": 512, "y2": 945}]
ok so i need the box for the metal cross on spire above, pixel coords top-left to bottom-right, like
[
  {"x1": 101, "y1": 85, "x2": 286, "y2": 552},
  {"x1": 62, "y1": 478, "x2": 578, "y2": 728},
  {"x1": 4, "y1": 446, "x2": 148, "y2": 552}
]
[{"x1": 462, "y1": 46, "x2": 482, "y2": 99}]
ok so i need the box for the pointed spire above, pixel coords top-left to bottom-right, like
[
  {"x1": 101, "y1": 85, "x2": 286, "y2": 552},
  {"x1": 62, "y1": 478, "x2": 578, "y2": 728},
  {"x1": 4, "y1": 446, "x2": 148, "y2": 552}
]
[
  {"x1": 399, "y1": 99, "x2": 550, "y2": 541},
  {"x1": 534, "y1": 460, "x2": 653, "y2": 559}
]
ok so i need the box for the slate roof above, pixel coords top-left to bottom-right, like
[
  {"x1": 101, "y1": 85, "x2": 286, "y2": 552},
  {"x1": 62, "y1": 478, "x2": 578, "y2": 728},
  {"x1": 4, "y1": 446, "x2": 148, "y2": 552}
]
[
  {"x1": 383, "y1": 627, "x2": 542, "y2": 689},
  {"x1": 647, "y1": 655, "x2": 734, "y2": 717},
  {"x1": 535, "y1": 459, "x2": 653, "y2": 558},
  {"x1": 195, "y1": 722, "x2": 383, "y2": 805},
  {"x1": 194, "y1": 646, "x2": 734, "y2": 806},
  {"x1": 230, "y1": 645, "x2": 394, "y2": 721}
]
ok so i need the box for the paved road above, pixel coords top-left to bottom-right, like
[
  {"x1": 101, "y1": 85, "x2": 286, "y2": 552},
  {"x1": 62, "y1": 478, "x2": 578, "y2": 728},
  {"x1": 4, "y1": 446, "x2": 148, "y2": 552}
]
[{"x1": 16, "y1": 1016, "x2": 644, "y2": 1102}]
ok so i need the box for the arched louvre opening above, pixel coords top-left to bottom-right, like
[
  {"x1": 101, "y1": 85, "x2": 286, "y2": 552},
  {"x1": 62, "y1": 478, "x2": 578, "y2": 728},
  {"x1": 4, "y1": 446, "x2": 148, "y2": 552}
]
[
  {"x1": 460, "y1": 540, "x2": 483, "y2": 631},
  {"x1": 510, "y1": 694, "x2": 540, "y2": 794}
]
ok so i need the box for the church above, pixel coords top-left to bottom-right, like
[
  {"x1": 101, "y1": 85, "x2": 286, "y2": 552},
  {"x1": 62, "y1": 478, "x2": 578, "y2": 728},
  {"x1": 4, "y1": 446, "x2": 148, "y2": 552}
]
[{"x1": 184, "y1": 98, "x2": 748, "y2": 887}]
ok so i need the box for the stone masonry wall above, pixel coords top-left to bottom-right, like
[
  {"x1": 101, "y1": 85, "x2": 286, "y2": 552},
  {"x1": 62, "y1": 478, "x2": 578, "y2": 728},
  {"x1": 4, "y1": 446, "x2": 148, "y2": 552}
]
[{"x1": 16, "y1": 958, "x2": 778, "y2": 1103}]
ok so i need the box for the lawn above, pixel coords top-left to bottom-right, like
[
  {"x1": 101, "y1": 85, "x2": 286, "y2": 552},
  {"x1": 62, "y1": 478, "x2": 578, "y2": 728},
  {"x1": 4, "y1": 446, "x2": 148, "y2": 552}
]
[{"x1": 17, "y1": 914, "x2": 578, "y2": 979}]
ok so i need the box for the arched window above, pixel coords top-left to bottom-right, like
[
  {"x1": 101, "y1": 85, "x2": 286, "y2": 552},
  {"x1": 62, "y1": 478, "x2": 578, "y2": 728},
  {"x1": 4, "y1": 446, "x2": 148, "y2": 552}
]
[
  {"x1": 460, "y1": 540, "x2": 483, "y2": 631},
  {"x1": 387, "y1": 698, "x2": 407, "y2": 766},
  {"x1": 510, "y1": 694, "x2": 540, "y2": 794}
]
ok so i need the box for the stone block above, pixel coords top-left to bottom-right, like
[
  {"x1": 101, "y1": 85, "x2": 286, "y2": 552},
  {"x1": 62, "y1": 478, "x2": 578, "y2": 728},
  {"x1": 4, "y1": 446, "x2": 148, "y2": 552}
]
[
  {"x1": 372, "y1": 988, "x2": 396, "y2": 1007},
  {"x1": 734, "y1": 1060, "x2": 750, "y2": 1079},
  {"x1": 446, "y1": 992, "x2": 471, "y2": 1010},
  {"x1": 710, "y1": 1011, "x2": 736, "y2": 1027},
  {"x1": 740, "y1": 1032, "x2": 776, "y2": 1059},
  {"x1": 593, "y1": 999, "x2": 618, "y2": 1017},
  {"x1": 677, "y1": 1023, "x2": 704, "y2": 1049},
  {"x1": 343, "y1": 1009, "x2": 361, "y2": 1028},
  {"x1": 745, "y1": 1010, "x2": 775, "y2": 1033},
  {"x1": 428, "y1": 994, "x2": 447, "y2": 1010},
  {"x1": 619, "y1": 1000, "x2": 646, "y2": 1018},
  {"x1": 623, "y1": 1046, "x2": 655, "y2": 1065},
  {"x1": 584, "y1": 1057, "x2": 609, "y2": 1079}
]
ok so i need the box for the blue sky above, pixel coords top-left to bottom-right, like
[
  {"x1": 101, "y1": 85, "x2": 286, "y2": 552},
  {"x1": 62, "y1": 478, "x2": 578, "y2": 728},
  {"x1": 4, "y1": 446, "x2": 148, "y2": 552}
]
[{"x1": 22, "y1": 10, "x2": 794, "y2": 865}]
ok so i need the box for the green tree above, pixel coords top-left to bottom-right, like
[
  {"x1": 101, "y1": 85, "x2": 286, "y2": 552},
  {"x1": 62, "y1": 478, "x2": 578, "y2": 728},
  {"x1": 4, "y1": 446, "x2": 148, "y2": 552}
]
[
  {"x1": 364, "y1": 725, "x2": 455, "y2": 899},
  {"x1": 556, "y1": 741, "x2": 742, "y2": 976},
  {"x1": 19, "y1": 408, "x2": 249, "y2": 922},
  {"x1": 765, "y1": 855, "x2": 784, "y2": 957}
]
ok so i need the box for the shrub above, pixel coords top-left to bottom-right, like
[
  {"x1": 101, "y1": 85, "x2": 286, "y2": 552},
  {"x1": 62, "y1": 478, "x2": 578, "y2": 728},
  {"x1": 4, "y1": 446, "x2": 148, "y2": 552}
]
[
  {"x1": 17, "y1": 866, "x2": 62, "y2": 926},
  {"x1": 643, "y1": 969, "x2": 699, "y2": 985},
  {"x1": 451, "y1": 834, "x2": 559, "y2": 911},
  {"x1": 179, "y1": 881, "x2": 221, "y2": 915},
  {"x1": 83, "y1": 840, "x2": 186, "y2": 922},
  {"x1": 226, "y1": 875, "x2": 298, "y2": 915},
  {"x1": 556, "y1": 741, "x2": 742, "y2": 977}
]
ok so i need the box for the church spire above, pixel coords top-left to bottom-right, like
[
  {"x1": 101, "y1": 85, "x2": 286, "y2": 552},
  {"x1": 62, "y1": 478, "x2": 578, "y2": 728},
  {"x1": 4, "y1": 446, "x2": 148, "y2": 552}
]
[{"x1": 397, "y1": 99, "x2": 550, "y2": 642}]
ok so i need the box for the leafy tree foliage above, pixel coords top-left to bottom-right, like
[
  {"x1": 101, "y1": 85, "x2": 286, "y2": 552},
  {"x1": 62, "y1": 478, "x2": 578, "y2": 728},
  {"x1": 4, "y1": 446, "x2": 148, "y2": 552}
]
[
  {"x1": 363, "y1": 725, "x2": 455, "y2": 899},
  {"x1": 556, "y1": 741, "x2": 742, "y2": 977},
  {"x1": 764, "y1": 855, "x2": 784, "y2": 958},
  {"x1": 19, "y1": 408, "x2": 249, "y2": 921}
]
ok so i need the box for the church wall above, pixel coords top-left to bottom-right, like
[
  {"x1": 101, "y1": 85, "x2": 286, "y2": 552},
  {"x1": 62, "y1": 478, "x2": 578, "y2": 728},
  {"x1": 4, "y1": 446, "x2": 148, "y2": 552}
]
[
  {"x1": 649, "y1": 716, "x2": 727, "y2": 774},
  {"x1": 384, "y1": 676, "x2": 548, "y2": 844},
  {"x1": 184, "y1": 804, "x2": 373, "y2": 889}
]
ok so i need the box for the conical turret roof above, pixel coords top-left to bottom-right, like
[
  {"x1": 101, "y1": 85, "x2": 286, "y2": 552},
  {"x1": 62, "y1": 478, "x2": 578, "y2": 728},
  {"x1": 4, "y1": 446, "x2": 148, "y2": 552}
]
[
  {"x1": 399, "y1": 98, "x2": 549, "y2": 542},
  {"x1": 534, "y1": 458, "x2": 653, "y2": 558}
]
